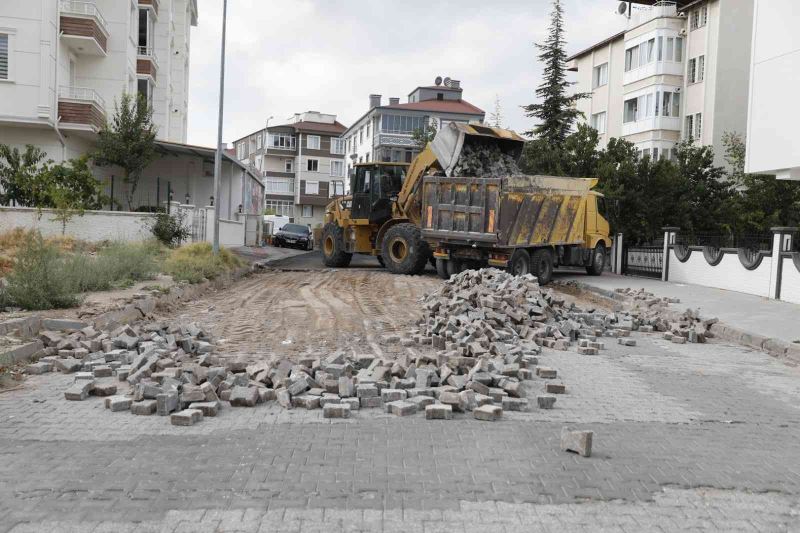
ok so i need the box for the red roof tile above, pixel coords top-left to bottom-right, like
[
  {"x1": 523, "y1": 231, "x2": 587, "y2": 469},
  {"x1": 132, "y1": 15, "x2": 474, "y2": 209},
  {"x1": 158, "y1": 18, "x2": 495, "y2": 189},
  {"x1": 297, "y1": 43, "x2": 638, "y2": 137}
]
[
  {"x1": 273, "y1": 121, "x2": 348, "y2": 135},
  {"x1": 383, "y1": 99, "x2": 484, "y2": 115}
]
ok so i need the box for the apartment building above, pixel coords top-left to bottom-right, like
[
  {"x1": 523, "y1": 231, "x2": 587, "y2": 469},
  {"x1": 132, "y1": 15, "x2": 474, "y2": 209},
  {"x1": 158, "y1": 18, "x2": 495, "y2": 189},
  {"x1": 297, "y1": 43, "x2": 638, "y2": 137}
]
[
  {"x1": 232, "y1": 112, "x2": 347, "y2": 227},
  {"x1": 567, "y1": 0, "x2": 753, "y2": 165},
  {"x1": 745, "y1": 0, "x2": 800, "y2": 181},
  {"x1": 342, "y1": 78, "x2": 485, "y2": 177},
  {"x1": 0, "y1": 0, "x2": 197, "y2": 163}
]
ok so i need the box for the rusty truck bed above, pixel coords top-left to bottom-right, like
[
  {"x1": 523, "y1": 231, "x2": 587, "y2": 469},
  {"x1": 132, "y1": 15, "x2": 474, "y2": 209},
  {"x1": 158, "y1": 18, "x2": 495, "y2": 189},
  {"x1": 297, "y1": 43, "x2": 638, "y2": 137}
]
[{"x1": 421, "y1": 175, "x2": 591, "y2": 248}]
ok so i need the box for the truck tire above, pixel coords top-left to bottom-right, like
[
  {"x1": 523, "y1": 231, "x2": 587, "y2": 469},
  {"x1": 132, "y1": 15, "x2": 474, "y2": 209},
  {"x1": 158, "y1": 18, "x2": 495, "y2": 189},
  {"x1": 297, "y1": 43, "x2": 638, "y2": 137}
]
[
  {"x1": 531, "y1": 248, "x2": 554, "y2": 285},
  {"x1": 508, "y1": 249, "x2": 531, "y2": 277},
  {"x1": 381, "y1": 223, "x2": 429, "y2": 275},
  {"x1": 377, "y1": 255, "x2": 385, "y2": 268},
  {"x1": 446, "y1": 258, "x2": 462, "y2": 277},
  {"x1": 322, "y1": 222, "x2": 352, "y2": 267},
  {"x1": 436, "y1": 258, "x2": 449, "y2": 279},
  {"x1": 586, "y1": 243, "x2": 606, "y2": 276}
]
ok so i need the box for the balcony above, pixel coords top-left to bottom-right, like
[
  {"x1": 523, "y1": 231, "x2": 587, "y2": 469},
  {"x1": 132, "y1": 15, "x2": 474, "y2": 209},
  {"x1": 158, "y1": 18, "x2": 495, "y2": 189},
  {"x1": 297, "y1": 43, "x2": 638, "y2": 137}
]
[
  {"x1": 58, "y1": 86, "x2": 106, "y2": 132},
  {"x1": 627, "y1": 1, "x2": 678, "y2": 30},
  {"x1": 59, "y1": 0, "x2": 109, "y2": 56},
  {"x1": 622, "y1": 115, "x2": 681, "y2": 137},
  {"x1": 373, "y1": 133, "x2": 416, "y2": 149},
  {"x1": 137, "y1": 46, "x2": 159, "y2": 81},
  {"x1": 623, "y1": 58, "x2": 684, "y2": 85}
]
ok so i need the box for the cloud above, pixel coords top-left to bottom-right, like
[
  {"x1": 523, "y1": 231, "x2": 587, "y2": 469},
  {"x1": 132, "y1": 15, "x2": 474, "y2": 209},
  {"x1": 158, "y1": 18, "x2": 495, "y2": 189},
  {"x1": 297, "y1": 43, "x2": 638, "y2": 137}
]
[{"x1": 187, "y1": 0, "x2": 625, "y2": 146}]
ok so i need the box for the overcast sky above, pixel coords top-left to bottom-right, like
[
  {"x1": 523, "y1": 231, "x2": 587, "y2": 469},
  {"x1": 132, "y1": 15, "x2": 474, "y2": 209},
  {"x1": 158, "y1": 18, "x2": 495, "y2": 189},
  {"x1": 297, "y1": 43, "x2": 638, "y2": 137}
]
[{"x1": 186, "y1": 0, "x2": 627, "y2": 147}]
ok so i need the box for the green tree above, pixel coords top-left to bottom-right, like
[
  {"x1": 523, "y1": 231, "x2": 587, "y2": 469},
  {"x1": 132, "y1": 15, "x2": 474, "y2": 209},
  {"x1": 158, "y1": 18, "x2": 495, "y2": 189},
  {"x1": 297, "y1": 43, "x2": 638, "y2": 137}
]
[
  {"x1": 0, "y1": 144, "x2": 51, "y2": 206},
  {"x1": 723, "y1": 132, "x2": 800, "y2": 233},
  {"x1": 94, "y1": 93, "x2": 157, "y2": 210},
  {"x1": 519, "y1": 138, "x2": 565, "y2": 176},
  {"x1": 522, "y1": 0, "x2": 590, "y2": 145},
  {"x1": 411, "y1": 121, "x2": 437, "y2": 150},
  {"x1": 44, "y1": 156, "x2": 105, "y2": 210},
  {"x1": 562, "y1": 123, "x2": 600, "y2": 177}
]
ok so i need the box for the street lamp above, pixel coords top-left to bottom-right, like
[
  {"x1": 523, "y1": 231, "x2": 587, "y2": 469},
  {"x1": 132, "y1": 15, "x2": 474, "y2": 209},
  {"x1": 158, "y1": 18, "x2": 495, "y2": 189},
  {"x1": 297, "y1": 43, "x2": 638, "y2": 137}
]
[{"x1": 212, "y1": 0, "x2": 228, "y2": 255}]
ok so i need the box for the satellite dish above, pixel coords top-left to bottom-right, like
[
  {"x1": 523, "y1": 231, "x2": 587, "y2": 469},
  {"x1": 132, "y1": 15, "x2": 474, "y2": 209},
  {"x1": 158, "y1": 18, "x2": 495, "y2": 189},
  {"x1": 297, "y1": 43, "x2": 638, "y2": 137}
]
[
  {"x1": 434, "y1": 76, "x2": 443, "y2": 86},
  {"x1": 617, "y1": 2, "x2": 628, "y2": 15},
  {"x1": 444, "y1": 77, "x2": 452, "y2": 87}
]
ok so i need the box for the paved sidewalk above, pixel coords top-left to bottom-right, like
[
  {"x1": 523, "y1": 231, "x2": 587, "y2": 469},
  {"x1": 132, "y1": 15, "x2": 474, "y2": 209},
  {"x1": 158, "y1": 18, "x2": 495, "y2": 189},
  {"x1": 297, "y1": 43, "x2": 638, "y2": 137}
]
[{"x1": 554, "y1": 271, "x2": 800, "y2": 346}]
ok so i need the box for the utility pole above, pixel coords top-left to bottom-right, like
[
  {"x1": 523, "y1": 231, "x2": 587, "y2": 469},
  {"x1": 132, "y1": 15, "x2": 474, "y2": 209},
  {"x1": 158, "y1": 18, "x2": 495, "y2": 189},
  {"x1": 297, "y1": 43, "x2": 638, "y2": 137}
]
[{"x1": 212, "y1": 0, "x2": 228, "y2": 254}]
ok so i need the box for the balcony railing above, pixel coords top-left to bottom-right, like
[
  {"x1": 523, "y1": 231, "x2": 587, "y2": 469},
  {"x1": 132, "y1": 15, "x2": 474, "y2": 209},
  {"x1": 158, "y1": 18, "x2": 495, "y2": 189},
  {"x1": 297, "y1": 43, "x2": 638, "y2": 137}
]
[
  {"x1": 137, "y1": 46, "x2": 159, "y2": 64},
  {"x1": 60, "y1": 0, "x2": 108, "y2": 29},
  {"x1": 59, "y1": 86, "x2": 106, "y2": 108},
  {"x1": 627, "y1": 1, "x2": 678, "y2": 29}
]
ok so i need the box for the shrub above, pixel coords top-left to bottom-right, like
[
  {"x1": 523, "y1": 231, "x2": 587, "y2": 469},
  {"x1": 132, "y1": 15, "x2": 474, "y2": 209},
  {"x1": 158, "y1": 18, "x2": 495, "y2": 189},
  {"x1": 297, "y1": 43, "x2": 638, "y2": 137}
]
[
  {"x1": 0, "y1": 234, "x2": 80, "y2": 310},
  {"x1": 62, "y1": 241, "x2": 163, "y2": 292},
  {"x1": 147, "y1": 212, "x2": 191, "y2": 247},
  {"x1": 164, "y1": 242, "x2": 244, "y2": 283}
]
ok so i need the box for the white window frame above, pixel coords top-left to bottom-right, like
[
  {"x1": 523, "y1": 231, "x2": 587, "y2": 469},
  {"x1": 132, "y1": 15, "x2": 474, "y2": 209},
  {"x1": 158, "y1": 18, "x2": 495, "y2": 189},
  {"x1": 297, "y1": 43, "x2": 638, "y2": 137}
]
[
  {"x1": 269, "y1": 133, "x2": 296, "y2": 150},
  {"x1": 331, "y1": 138, "x2": 346, "y2": 155},
  {"x1": 301, "y1": 205, "x2": 313, "y2": 218},
  {"x1": 266, "y1": 178, "x2": 293, "y2": 194},
  {"x1": 0, "y1": 30, "x2": 15, "y2": 82},
  {"x1": 307, "y1": 135, "x2": 321, "y2": 150},
  {"x1": 698, "y1": 55, "x2": 705, "y2": 82},
  {"x1": 592, "y1": 63, "x2": 608, "y2": 89},
  {"x1": 256, "y1": 134, "x2": 262, "y2": 149},
  {"x1": 265, "y1": 200, "x2": 294, "y2": 218},
  {"x1": 306, "y1": 159, "x2": 319, "y2": 172},
  {"x1": 695, "y1": 112, "x2": 703, "y2": 139},
  {"x1": 305, "y1": 181, "x2": 319, "y2": 195},
  {"x1": 688, "y1": 58, "x2": 697, "y2": 83},
  {"x1": 590, "y1": 111, "x2": 606, "y2": 134},
  {"x1": 330, "y1": 160, "x2": 344, "y2": 177},
  {"x1": 284, "y1": 158, "x2": 293, "y2": 173}
]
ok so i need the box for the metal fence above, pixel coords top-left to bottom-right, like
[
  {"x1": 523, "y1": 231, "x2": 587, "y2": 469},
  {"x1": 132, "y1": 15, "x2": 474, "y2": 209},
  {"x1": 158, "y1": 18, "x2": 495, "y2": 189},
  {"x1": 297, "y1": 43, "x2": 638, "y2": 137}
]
[{"x1": 622, "y1": 244, "x2": 664, "y2": 278}]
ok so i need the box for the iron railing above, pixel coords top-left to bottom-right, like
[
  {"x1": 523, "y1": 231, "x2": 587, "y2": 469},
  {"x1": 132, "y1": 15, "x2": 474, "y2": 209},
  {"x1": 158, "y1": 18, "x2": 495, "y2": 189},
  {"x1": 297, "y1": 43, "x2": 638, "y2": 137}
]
[
  {"x1": 59, "y1": 85, "x2": 106, "y2": 108},
  {"x1": 59, "y1": 0, "x2": 108, "y2": 30},
  {"x1": 137, "y1": 46, "x2": 159, "y2": 66},
  {"x1": 623, "y1": 244, "x2": 664, "y2": 279}
]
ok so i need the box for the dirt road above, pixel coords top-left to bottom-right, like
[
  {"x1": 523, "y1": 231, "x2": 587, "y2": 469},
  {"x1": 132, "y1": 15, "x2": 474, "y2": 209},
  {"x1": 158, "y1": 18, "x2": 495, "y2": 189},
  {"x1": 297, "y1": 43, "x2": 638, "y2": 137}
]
[{"x1": 161, "y1": 268, "x2": 442, "y2": 360}]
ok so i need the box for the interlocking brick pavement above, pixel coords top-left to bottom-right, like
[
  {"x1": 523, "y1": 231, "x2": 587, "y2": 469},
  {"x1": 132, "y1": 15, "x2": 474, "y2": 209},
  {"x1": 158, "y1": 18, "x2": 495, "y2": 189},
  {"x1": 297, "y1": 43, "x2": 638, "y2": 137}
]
[{"x1": 1, "y1": 333, "x2": 799, "y2": 531}]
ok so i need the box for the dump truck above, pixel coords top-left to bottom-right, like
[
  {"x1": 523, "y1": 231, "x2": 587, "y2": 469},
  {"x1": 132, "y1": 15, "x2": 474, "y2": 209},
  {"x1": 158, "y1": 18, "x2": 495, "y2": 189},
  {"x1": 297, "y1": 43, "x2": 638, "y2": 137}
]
[
  {"x1": 321, "y1": 123, "x2": 524, "y2": 274},
  {"x1": 322, "y1": 122, "x2": 611, "y2": 283}
]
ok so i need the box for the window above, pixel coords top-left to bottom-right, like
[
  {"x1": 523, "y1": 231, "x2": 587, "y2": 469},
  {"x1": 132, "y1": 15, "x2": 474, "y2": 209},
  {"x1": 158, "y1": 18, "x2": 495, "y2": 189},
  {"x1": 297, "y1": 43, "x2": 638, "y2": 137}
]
[
  {"x1": 256, "y1": 134, "x2": 262, "y2": 149},
  {"x1": 437, "y1": 93, "x2": 444, "y2": 100},
  {"x1": 646, "y1": 38, "x2": 655, "y2": 63},
  {"x1": 137, "y1": 78, "x2": 150, "y2": 104},
  {"x1": 307, "y1": 159, "x2": 319, "y2": 172},
  {"x1": 305, "y1": 181, "x2": 320, "y2": 195},
  {"x1": 269, "y1": 133, "x2": 296, "y2": 149},
  {"x1": 624, "y1": 45, "x2": 639, "y2": 72},
  {"x1": 666, "y1": 37, "x2": 674, "y2": 61},
  {"x1": 592, "y1": 63, "x2": 608, "y2": 88},
  {"x1": 307, "y1": 135, "x2": 320, "y2": 150},
  {"x1": 657, "y1": 36, "x2": 663, "y2": 61},
  {"x1": 653, "y1": 147, "x2": 659, "y2": 160},
  {"x1": 624, "y1": 98, "x2": 638, "y2": 123},
  {"x1": 331, "y1": 138, "x2": 346, "y2": 155},
  {"x1": 381, "y1": 115, "x2": 425, "y2": 133},
  {"x1": 660, "y1": 91, "x2": 680, "y2": 117},
  {"x1": 695, "y1": 113, "x2": 703, "y2": 139},
  {"x1": 302, "y1": 205, "x2": 313, "y2": 218},
  {"x1": 366, "y1": 123, "x2": 370, "y2": 137},
  {"x1": 643, "y1": 148, "x2": 651, "y2": 159},
  {"x1": 691, "y1": 6, "x2": 708, "y2": 30},
  {"x1": 675, "y1": 37, "x2": 683, "y2": 62},
  {"x1": 330, "y1": 181, "x2": 345, "y2": 197},
  {"x1": 359, "y1": 128, "x2": 363, "y2": 144},
  {"x1": 266, "y1": 179, "x2": 293, "y2": 194},
  {"x1": 285, "y1": 159, "x2": 293, "y2": 173},
  {"x1": 590, "y1": 112, "x2": 607, "y2": 134},
  {"x1": 698, "y1": 55, "x2": 705, "y2": 82},
  {"x1": 265, "y1": 200, "x2": 294, "y2": 218},
  {"x1": 330, "y1": 160, "x2": 344, "y2": 177}
]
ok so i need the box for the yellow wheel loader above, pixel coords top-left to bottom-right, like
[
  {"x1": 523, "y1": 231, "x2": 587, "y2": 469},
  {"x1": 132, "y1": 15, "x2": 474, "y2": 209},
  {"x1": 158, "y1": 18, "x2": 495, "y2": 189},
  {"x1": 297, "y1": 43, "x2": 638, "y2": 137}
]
[{"x1": 322, "y1": 123, "x2": 524, "y2": 274}]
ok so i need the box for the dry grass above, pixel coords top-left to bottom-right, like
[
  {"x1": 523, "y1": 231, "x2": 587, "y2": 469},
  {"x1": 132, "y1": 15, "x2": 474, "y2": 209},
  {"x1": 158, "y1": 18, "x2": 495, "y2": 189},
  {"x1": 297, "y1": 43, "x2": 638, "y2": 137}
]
[
  {"x1": 164, "y1": 242, "x2": 245, "y2": 283},
  {"x1": 0, "y1": 228, "x2": 96, "y2": 276}
]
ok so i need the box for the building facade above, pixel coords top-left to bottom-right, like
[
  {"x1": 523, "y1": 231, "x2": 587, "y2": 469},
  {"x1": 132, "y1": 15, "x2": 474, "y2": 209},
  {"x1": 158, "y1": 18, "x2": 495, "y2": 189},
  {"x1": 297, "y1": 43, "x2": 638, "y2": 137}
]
[
  {"x1": 0, "y1": 0, "x2": 197, "y2": 163},
  {"x1": 342, "y1": 78, "x2": 485, "y2": 177},
  {"x1": 745, "y1": 0, "x2": 800, "y2": 181},
  {"x1": 232, "y1": 112, "x2": 347, "y2": 227},
  {"x1": 567, "y1": 0, "x2": 754, "y2": 165}
]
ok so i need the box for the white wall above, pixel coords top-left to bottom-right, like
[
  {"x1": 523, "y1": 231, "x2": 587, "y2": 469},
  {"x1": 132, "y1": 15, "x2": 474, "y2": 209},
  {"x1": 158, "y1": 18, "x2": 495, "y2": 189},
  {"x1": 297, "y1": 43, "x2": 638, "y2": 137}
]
[
  {"x1": 669, "y1": 249, "x2": 773, "y2": 297},
  {"x1": 745, "y1": 0, "x2": 800, "y2": 179},
  {"x1": 203, "y1": 207, "x2": 244, "y2": 248},
  {"x1": 0, "y1": 206, "x2": 154, "y2": 242},
  {"x1": 780, "y1": 257, "x2": 800, "y2": 305}
]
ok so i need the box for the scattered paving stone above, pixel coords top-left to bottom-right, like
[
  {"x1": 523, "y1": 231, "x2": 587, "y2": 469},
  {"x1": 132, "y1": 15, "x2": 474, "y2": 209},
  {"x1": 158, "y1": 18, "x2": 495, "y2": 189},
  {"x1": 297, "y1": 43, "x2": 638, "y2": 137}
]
[
  {"x1": 131, "y1": 399, "x2": 158, "y2": 415},
  {"x1": 92, "y1": 365, "x2": 113, "y2": 378},
  {"x1": 380, "y1": 389, "x2": 406, "y2": 403},
  {"x1": 170, "y1": 409, "x2": 203, "y2": 426},
  {"x1": 537, "y1": 395, "x2": 557, "y2": 409},
  {"x1": 473, "y1": 404, "x2": 502, "y2": 421},
  {"x1": 189, "y1": 401, "x2": 220, "y2": 417},
  {"x1": 360, "y1": 396, "x2": 381, "y2": 408},
  {"x1": 386, "y1": 400, "x2": 416, "y2": 416},
  {"x1": 425, "y1": 403, "x2": 453, "y2": 420},
  {"x1": 323, "y1": 403, "x2": 351, "y2": 419},
  {"x1": 108, "y1": 397, "x2": 132, "y2": 412},
  {"x1": 157, "y1": 392, "x2": 179, "y2": 416},
  {"x1": 501, "y1": 397, "x2": 528, "y2": 411},
  {"x1": 92, "y1": 383, "x2": 118, "y2": 397},
  {"x1": 545, "y1": 383, "x2": 566, "y2": 394},
  {"x1": 561, "y1": 427, "x2": 593, "y2": 457},
  {"x1": 618, "y1": 338, "x2": 637, "y2": 347},
  {"x1": 230, "y1": 386, "x2": 258, "y2": 407},
  {"x1": 537, "y1": 367, "x2": 557, "y2": 379},
  {"x1": 64, "y1": 381, "x2": 93, "y2": 401},
  {"x1": 26, "y1": 362, "x2": 52, "y2": 375}
]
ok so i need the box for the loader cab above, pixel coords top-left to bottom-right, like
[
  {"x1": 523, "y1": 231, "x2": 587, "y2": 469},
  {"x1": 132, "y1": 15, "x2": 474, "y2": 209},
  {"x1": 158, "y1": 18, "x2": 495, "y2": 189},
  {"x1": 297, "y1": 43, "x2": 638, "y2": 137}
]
[{"x1": 349, "y1": 162, "x2": 409, "y2": 223}]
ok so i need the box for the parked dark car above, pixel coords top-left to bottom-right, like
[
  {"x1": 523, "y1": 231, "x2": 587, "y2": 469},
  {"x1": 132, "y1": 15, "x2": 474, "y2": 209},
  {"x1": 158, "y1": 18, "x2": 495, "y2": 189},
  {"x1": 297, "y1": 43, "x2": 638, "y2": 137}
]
[{"x1": 274, "y1": 223, "x2": 313, "y2": 250}]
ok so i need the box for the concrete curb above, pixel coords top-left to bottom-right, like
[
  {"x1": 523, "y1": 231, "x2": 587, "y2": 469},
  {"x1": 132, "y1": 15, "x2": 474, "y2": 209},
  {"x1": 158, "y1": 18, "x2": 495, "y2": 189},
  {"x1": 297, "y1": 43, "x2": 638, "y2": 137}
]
[{"x1": 554, "y1": 280, "x2": 800, "y2": 365}]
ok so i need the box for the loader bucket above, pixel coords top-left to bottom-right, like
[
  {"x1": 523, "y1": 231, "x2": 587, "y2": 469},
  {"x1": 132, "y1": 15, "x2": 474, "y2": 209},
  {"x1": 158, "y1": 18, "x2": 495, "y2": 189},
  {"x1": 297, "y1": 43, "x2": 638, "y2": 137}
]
[{"x1": 430, "y1": 122, "x2": 525, "y2": 177}]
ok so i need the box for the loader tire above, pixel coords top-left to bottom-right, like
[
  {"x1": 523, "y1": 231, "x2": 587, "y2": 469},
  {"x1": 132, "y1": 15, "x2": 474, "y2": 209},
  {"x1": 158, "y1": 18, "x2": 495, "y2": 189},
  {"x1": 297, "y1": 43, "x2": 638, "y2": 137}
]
[
  {"x1": 531, "y1": 248, "x2": 554, "y2": 285},
  {"x1": 381, "y1": 223, "x2": 429, "y2": 275},
  {"x1": 322, "y1": 222, "x2": 352, "y2": 267},
  {"x1": 377, "y1": 255, "x2": 385, "y2": 268},
  {"x1": 436, "y1": 258, "x2": 449, "y2": 279}
]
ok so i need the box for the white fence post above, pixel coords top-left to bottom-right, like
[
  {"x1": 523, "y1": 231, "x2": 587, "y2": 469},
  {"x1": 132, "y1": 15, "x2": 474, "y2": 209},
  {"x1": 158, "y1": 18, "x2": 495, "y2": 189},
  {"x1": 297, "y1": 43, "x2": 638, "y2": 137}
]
[
  {"x1": 613, "y1": 232, "x2": 624, "y2": 274},
  {"x1": 662, "y1": 227, "x2": 679, "y2": 282},
  {"x1": 770, "y1": 227, "x2": 798, "y2": 300}
]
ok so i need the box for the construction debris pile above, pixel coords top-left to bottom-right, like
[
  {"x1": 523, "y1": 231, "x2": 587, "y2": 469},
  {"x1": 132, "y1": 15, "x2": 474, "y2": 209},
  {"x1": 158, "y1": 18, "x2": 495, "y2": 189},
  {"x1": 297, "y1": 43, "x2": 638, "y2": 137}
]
[{"x1": 451, "y1": 144, "x2": 520, "y2": 177}]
